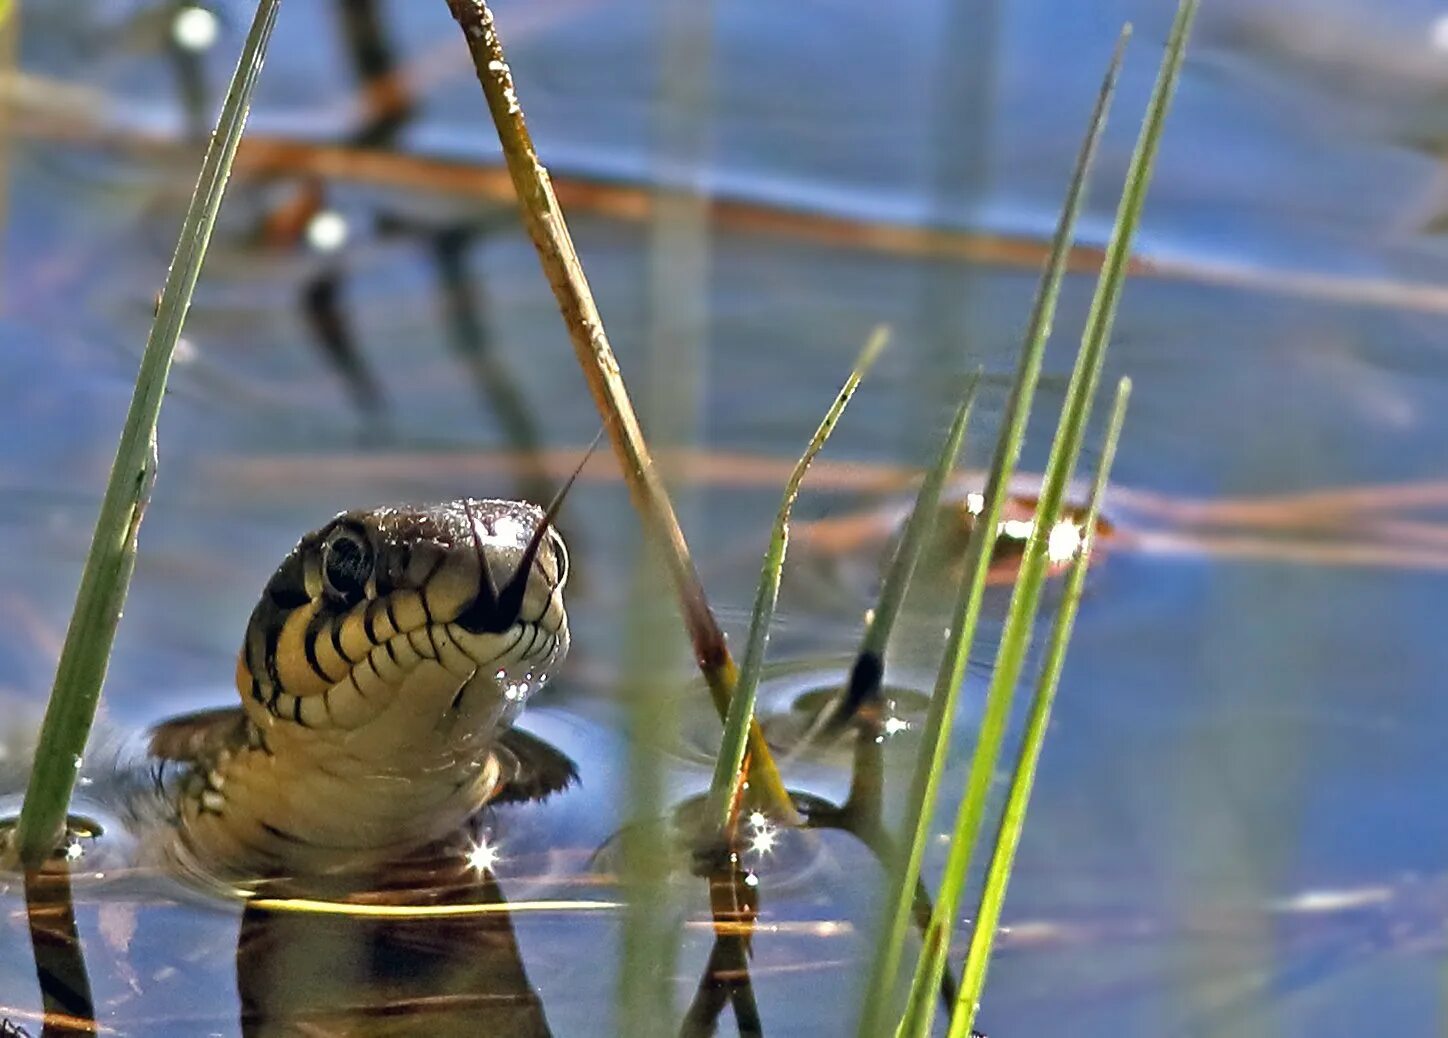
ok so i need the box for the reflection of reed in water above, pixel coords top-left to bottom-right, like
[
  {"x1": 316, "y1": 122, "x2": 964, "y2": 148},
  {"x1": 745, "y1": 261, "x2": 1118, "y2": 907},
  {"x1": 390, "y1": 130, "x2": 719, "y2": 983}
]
[
  {"x1": 23, "y1": 865, "x2": 96, "y2": 1038},
  {"x1": 681, "y1": 857, "x2": 762, "y2": 1038}
]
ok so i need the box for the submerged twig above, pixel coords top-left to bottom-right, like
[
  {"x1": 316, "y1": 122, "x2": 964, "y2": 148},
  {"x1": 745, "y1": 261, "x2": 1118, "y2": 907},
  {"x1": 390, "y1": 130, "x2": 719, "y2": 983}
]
[
  {"x1": 21, "y1": 69, "x2": 1448, "y2": 318},
  {"x1": 301, "y1": 270, "x2": 385, "y2": 416},
  {"x1": 429, "y1": 225, "x2": 554, "y2": 503},
  {"x1": 441, "y1": 0, "x2": 797, "y2": 819},
  {"x1": 13, "y1": 0, "x2": 281, "y2": 866}
]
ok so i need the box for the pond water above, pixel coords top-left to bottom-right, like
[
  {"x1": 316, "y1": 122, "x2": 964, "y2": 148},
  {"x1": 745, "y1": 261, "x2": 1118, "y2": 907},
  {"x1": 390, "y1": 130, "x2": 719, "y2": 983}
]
[{"x1": 2, "y1": 1, "x2": 1447, "y2": 1035}]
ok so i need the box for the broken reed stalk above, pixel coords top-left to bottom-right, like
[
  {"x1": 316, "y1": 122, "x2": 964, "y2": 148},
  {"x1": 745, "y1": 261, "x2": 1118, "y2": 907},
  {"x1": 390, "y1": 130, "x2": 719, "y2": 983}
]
[
  {"x1": 13, "y1": 0, "x2": 281, "y2": 867},
  {"x1": 442, "y1": 0, "x2": 797, "y2": 822}
]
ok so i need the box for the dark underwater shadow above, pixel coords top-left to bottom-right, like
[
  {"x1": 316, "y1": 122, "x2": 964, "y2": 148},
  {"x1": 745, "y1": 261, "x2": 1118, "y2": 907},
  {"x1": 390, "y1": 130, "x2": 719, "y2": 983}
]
[{"x1": 237, "y1": 857, "x2": 551, "y2": 1038}]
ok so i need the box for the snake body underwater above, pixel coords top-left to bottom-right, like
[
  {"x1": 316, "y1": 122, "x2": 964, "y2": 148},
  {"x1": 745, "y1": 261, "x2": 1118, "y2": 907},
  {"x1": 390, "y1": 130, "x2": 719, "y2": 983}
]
[{"x1": 9, "y1": 498, "x2": 575, "y2": 879}]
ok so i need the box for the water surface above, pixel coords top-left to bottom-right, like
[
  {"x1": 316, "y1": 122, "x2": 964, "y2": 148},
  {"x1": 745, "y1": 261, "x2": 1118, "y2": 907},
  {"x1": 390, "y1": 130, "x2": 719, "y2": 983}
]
[{"x1": 2, "y1": 1, "x2": 1447, "y2": 1035}]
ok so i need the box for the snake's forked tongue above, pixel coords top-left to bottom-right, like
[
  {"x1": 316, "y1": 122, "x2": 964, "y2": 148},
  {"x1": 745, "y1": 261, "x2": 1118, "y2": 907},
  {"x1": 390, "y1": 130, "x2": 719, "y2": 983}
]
[{"x1": 459, "y1": 429, "x2": 601, "y2": 633}]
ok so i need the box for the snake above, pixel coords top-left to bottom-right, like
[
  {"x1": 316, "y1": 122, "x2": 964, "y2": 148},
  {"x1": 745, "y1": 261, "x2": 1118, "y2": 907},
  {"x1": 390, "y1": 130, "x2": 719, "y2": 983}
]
[{"x1": 126, "y1": 497, "x2": 573, "y2": 878}]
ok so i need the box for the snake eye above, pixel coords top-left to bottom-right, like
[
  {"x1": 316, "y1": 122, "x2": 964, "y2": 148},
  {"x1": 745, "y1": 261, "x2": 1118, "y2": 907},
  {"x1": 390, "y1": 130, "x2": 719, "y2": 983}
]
[{"x1": 321, "y1": 526, "x2": 373, "y2": 604}]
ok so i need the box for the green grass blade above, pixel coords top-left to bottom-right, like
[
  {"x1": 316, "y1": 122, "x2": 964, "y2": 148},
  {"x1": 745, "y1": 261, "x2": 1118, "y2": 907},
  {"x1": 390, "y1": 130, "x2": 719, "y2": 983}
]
[
  {"x1": 842, "y1": 370, "x2": 981, "y2": 718},
  {"x1": 704, "y1": 326, "x2": 889, "y2": 836},
  {"x1": 856, "y1": 30, "x2": 1129, "y2": 1037},
  {"x1": 903, "y1": 6, "x2": 1196, "y2": 1031},
  {"x1": 948, "y1": 378, "x2": 1130, "y2": 1038},
  {"x1": 894, "y1": 910, "x2": 948, "y2": 1038},
  {"x1": 618, "y1": 0, "x2": 712, "y2": 1022},
  {"x1": 12, "y1": 0, "x2": 282, "y2": 866},
  {"x1": 783, "y1": 370, "x2": 978, "y2": 799}
]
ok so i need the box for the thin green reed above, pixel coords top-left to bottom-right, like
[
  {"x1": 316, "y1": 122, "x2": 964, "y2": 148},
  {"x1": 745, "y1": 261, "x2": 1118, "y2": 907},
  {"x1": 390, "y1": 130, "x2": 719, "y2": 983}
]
[
  {"x1": 704, "y1": 327, "x2": 889, "y2": 839},
  {"x1": 783, "y1": 371, "x2": 980, "y2": 767},
  {"x1": 948, "y1": 377, "x2": 1132, "y2": 1037},
  {"x1": 14, "y1": 0, "x2": 283, "y2": 866},
  {"x1": 901, "y1": 5, "x2": 1198, "y2": 1032},
  {"x1": 617, "y1": 553, "x2": 684, "y2": 1037},
  {"x1": 855, "y1": 30, "x2": 1130, "y2": 1037},
  {"x1": 618, "y1": 0, "x2": 715, "y2": 1025},
  {"x1": 845, "y1": 371, "x2": 982, "y2": 714}
]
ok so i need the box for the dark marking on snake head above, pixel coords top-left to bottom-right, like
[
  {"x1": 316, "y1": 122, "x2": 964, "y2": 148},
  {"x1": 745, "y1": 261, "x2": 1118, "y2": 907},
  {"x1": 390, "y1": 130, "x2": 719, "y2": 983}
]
[
  {"x1": 328, "y1": 614, "x2": 353, "y2": 666},
  {"x1": 266, "y1": 550, "x2": 311, "y2": 609},
  {"x1": 453, "y1": 498, "x2": 506, "y2": 634},
  {"x1": 363, "y1": 598, "x2": 385, "y2": 644},
  {"x1": 302, "y1": 613, "x2": 335, "y2": 685}
]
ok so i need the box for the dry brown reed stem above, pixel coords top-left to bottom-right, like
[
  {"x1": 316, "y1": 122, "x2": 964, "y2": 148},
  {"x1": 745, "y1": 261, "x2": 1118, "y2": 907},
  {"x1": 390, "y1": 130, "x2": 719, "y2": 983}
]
[
  {"x1": 441, "y1": 0, "x2": 798, "y2": 821},
  {"x1": 215, "y1": 449, "x2": 1448, "y2": 522},
  {"x1": 18, "y1": 83, "x2": 1448, "y2": 317}
]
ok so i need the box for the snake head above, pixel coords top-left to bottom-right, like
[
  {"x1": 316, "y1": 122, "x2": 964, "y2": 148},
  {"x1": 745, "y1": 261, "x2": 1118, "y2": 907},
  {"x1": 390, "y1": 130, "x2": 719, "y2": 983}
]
[{"x1": 235, "y1": 499, "x2": 569, "y2": 735}]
